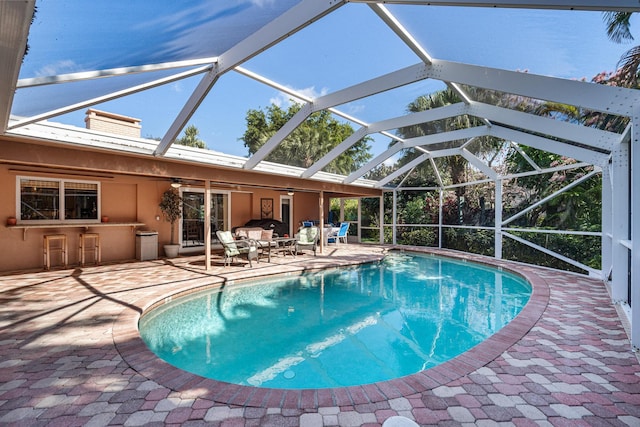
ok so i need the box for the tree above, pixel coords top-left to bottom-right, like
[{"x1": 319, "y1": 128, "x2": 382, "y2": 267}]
[
  {"x1": 603, "y1": 11, "x2": 639, "y2": 87},
  {"x1": 241, "y1": 102, "x2": 372, "y2": 174},
  {"x1": 176, "y1": 124, "x2": 206, "y2": 149},
  {"x1": 395, "y1": 88, "x2": 505, "y2": 193},
  {"x1": 505, "y1": 146, "x2": 600, "y2": 231},
  {"x1": 159, "y1": 188, "x2": 183, "y2": 245}
]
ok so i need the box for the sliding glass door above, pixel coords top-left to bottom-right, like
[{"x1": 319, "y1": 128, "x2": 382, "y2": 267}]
[{"x1": 180, "y1": 189, "x2": 229, "y2": 248}]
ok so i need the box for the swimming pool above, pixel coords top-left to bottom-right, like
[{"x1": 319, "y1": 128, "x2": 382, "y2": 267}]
[{"x1": 139, "y1": 252, "x2": 531, "y2": 389}]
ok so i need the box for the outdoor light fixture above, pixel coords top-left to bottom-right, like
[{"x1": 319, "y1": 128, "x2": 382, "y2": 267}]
[
  {"x1": 170, "y1": 178, "x2": 181, "y2": 188},
  {"x1": 287, "y1": 189, "x2": 294, "y2": 196}
]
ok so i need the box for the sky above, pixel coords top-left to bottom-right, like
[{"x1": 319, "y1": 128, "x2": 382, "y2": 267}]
[{"x1": 14, "y1": 1, "x2": 636, "y2": 159}]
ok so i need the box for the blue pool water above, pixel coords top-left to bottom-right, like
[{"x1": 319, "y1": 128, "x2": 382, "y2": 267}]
[{"x1": 139, "y1": 252, "x2": 531, "y2": 389}]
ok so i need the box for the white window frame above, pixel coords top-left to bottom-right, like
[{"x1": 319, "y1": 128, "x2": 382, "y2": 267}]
[{"x1": 16, "y1": 175, "x2": 101, "y2": 224}]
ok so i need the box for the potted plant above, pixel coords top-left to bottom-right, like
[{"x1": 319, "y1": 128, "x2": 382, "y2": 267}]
[{"x1": 159, "y1": 187, "x2": 183, "y2": 258}]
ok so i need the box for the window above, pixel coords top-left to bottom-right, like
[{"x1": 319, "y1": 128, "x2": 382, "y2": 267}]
[{"x1": 19, "y1": 177, "x2": 100, "y2": 222}]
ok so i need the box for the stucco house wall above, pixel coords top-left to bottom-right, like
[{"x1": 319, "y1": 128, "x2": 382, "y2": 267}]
[
  {"x1": 0, "y1": 124, "x2": 381, "y2": 272},
  {"x1": 1, "y1": 167, "x2": 147, "y2": 271}
]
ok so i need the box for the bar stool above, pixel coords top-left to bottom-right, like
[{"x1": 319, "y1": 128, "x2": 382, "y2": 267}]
[
  {"x1": 79, "y1": 233, "x2": 101, "y2": 266},
  {"x1": 43, "y1": 234, "x2": 68, "y2": 270}
]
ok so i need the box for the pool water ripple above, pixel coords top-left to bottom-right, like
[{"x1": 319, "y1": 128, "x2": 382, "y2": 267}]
[{"x1": 139, "y1": 252, "x2": 531, "y2": 389}]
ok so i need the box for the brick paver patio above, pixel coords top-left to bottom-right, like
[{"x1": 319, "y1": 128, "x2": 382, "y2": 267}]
[{"x1": 1, "y1": 245, "x2": 638, "y2": 426}]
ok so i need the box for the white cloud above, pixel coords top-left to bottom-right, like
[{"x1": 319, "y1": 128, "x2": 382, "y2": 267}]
[
  {"x1": 346, "y1": 104, "x2": 365, "y2": 115},
  {"x1": 35, "y1": 60, "x2": 79, "y2": 77},
  {"x1": 383, "y1": 157, "x2": 397, "y2": 167},
  {"x1": 269, "y1": 85, "x2": 328, "y2": 108},
  {"x1": 250, "y1": 0, "x2": 276, "y2": 6}
]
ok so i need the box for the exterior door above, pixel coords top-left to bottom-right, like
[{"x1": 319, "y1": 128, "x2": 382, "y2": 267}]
[{"x1": 280, "y1": 195, "x2": 293, "y2": 236}]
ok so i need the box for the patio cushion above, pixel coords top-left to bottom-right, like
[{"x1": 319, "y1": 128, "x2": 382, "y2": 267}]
[
  {"x1": 217, "y1": 230, "x2": 239, "y2": 257},
  {"x1": 247, "y1": 230, "x2": 262, "y2": 240}
]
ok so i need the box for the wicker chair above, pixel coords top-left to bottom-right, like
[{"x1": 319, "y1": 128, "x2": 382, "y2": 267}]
[
  {"x1": 295, "y1": 226, "x2": 319, "y2": 256},
  {"x1": 216, "y1": 230, "x2": 258, "y2": 267}
]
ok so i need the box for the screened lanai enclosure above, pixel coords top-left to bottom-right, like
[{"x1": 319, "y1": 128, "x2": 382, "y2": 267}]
[{"x1": 1, "y1": 1, "x2": 639, "y2": 349}]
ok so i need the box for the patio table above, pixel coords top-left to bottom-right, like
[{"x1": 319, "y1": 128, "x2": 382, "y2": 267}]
[
  {"x1": 324, "y1": 226, "x2": 340, "y2": 245},
  {"x1": 260, "y1": 237, "x2": 297, "y2": 262}
]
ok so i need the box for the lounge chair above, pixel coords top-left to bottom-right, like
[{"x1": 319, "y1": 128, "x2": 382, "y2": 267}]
[
  {"x1": 216, "y1": 230, "x2": 259, "y2": 267},
  {"x1": 295, "y1": 226, "x2": 318, "y2": 256},
  {"x1": 328, "y1": 222, "x2": 349, "y2": 244}
]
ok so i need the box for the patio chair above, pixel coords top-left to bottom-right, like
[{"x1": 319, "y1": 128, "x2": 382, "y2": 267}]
[
  {"x1": 295, "y1": 226, "x2": 319, "y2": 256},
  {"x1": 216, "y1": 230, "x2": 258, "y2": 267},
  {"x1": 328, "y1": 222, "x2": 349, "y2": 244}
]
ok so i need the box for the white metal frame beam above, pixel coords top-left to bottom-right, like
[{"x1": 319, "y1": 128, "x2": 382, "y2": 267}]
[
  {"x1": 349, "y1": 117, "x2": 608, "y2": 185},
  {"x1": 234, "y1": 66, "x2": 313, "y2": 104},
  {"x1": 154, "y1": 68, "x2": 221, "y2": 156},
  {"x1": 495, "y1": 179, "x2": 503, "y2": 258},
  {"x1": 154, "y1": 0, "x2": 346, "y2": 157},
  {"x1": 370, "y1": 3, "x2": 493, "y2": 127},
  {"x1": 349, "y1": 1, "x2": 640, "y2": 12},
  {"x1": 430, "y1": 157, "x2": 444, "y2": 187},
  {"x1": 461, "y1": 148, "x2": 498, "y2": 180},
  {"x1": 468, "y1": 102, "x2": 620, "y2": 153},
  {"x1": 423, "y1": 59, "x2": 640, "y2": 117},
  {"x1": 501, "y1": 161, "x2": 593, "y2": 181},
  {"x1": 489, "y1": 126, "x2": 610, "y2": 167},
  {"x1": 503, "y1": 231, "x2": 600, "y2": 275},
  {"x1": 236, "y1": 66, "x2": 403, "y2": 169},
  {"x1": 16, "y1": 58, "x2": 218, "y2": 88},
  {"x1": 601, "y1": 164, "x2": 612, "y2": 282},
  {"x1": 237, "y1": 65, "x2": 388, "y2": 136},
  {"x1": 9, "y1": 65, "x2": 213, "y2": 131},
  {"x1": 245, "y1": 56, "x2": 629, "y2": 181},
  {"x1": 302, "y1": 103, "x2": 468, "y2": 178},
  {"x1": 242, "y1": 61, "x2": 436, "y2": 169},
  {"x1": 301, "y1": 127, "x2": 370, "y2": 178},
  {"x1": 377, "y1": 153, "x2": 432, "y2": 187},
  {"x1": 345, "y1": 126, "x2": 488, "y2": 183},
  {"x1": 609, "y1": 127, "x2": 630, "y2": 303},
  {"x1": 216, "y1": 0, "x2": 345, "y2": 75},
  {"x1": 242, "y1": 103, "x2": 314, "y2": 167},
  {"x1": 510, "y1": 141, "x2": 542, "y2": 171},
  {"x1": 631, "y1": 105, "x2": 640, "y2": 350},
  {"x1": 367, "y1": 3, "x2": 433, "y2": 64},
  {"x1": 502, "y1": 169, "x2": 600, "y2": 226}
]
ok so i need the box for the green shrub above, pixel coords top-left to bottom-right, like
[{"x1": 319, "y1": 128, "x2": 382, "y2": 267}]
[
  {"x1": 397, "y1": 227, "x2": 436, "y2": 247},
  {"x1": 443, "y1": 228, "x2": 494, "y2": 256}
]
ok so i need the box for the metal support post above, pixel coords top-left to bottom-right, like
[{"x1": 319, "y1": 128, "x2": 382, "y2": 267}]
[{"x1": 495, "y1": 179, "x2": 503, "y2": 259}]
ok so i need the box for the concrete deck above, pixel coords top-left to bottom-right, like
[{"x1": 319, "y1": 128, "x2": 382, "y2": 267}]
[{"x1": 1, "y1": 245, "x2": 638, "y2": 426}]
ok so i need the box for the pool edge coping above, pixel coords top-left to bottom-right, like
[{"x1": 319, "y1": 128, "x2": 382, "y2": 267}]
[{"x1": 113, "y1": 248, "x2": 549, "y2": 408}]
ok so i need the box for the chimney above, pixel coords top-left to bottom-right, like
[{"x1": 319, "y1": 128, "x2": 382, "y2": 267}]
[{"x1": 85, "y1": 109, "x2": 141, "y2": 138}]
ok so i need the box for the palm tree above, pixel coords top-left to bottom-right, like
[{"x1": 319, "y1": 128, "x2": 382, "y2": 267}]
[
  {"x1": 396, "y1": 88, "x2": 493, "y2": 193},
  {"x1": 176, "y1": 124, "x2": 206, "y2": 149},
  {"x1": 603, "y1": 11, "x2": 638, "y2": 87}
]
